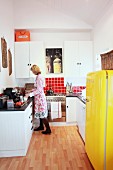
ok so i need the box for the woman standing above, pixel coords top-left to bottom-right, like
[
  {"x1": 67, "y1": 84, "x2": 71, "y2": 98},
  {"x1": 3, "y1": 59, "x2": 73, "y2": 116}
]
[{"x1": 28, "y1": 65, "x2": 51, "y2": 135}]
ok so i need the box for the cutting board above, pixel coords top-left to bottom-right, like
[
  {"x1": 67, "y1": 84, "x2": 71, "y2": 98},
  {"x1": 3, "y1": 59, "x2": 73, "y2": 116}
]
[
  {"x1": 8, "y1": 49, "x2": 12, "y2": 76},
  {"x1": 1, "y1": 37, "x2": 7, "y2": 68}
]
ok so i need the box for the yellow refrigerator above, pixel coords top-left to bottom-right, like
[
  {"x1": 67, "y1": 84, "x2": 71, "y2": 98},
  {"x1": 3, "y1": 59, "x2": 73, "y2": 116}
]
[{"x1": 85, "y1": 70, "x2": 113, "y2": 170}]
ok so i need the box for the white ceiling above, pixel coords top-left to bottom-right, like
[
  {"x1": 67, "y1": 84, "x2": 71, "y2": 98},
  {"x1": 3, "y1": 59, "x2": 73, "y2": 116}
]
[{"x1": 35, "y1": 0, "x2": 113, "y2": 26}]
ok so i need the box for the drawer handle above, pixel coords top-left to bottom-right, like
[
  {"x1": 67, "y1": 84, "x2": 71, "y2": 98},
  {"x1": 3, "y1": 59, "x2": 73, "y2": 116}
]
[
  {"x1": 29, "y1": 114, "x2": 32, "y2": 118},
  {"x1": 31, "y1": 126, "x2": 33, "y2": 130}
]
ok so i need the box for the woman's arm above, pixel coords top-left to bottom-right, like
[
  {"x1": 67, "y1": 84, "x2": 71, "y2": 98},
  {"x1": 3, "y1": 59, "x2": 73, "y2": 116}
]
[{"x1": 32, "y1": 75, "x2": 44, "y2": 95}]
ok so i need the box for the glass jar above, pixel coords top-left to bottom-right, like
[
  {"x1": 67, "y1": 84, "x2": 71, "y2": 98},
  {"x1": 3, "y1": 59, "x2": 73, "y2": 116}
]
[
  {"x1": 46, "y1": 54, "x2": 52, "y2": 73},
  {"x1": 53, "y1": 56, "x2": 61, "y2": 73}
]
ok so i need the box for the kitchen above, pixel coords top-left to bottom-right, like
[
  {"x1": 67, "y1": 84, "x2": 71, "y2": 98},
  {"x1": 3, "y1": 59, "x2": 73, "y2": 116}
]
[{"x1": 0, "y1": 0, "x2": 113, "y2": 169}]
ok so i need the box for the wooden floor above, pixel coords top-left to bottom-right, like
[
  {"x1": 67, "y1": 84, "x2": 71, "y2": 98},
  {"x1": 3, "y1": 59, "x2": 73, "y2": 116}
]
[{"x1": 0, "y1": 126, "x2": 94, "y2": 170}]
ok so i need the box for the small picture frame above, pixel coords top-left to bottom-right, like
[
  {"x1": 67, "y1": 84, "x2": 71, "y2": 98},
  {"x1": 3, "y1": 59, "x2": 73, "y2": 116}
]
[{"x1": 45, "y1": 48, "x2": 63, "y2": 74}]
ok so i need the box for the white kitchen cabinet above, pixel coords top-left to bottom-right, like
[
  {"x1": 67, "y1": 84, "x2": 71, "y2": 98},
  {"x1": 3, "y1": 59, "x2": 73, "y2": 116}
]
[
  {"x1": 64, "y1": 41, "x2": 93, "y2": 77},
  {"x1": 64, "y1": 41, "x2": 78, "y2": 77},
  {"x1": 14, "y1": 41, "x2": 45, "y2": 78},
  {"x1": 76, "y1": 98, "x2": 86, "y2": 142},
  {"x1": 66, "y1": 97, "x2": 78, "y2": 123},
  {"x1": 15, "y1": 42, "x2": 29, "y2": 78},
  {"x1": 0, "y1": 102, "x2": 33, "y2": 157}
]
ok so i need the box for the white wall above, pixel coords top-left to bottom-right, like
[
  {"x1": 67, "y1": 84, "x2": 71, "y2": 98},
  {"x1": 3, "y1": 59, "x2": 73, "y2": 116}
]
[
  {"x1": 93, "y1": 4, "x2": 113, "y2": 71},
  {"x1": 31, "y1": 31, "x2": 92, "y2": 42},
  {"x1": 14, "y1": 0, "x2": 92, "y2": 30},
  {"x1": 14, "y1": 0, "x2": 93, "y2": 53},
  {"x1": 0, "y1": 0, "x2": 17, "y2": 93}
]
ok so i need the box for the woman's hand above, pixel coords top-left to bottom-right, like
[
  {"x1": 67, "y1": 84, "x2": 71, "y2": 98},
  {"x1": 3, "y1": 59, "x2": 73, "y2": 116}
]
[
  {"x1": 24, "y1": 93, "x2": 29, "y2": 98},
  {"x1": 29, "y1": 92, "x2": 34, "y2": 97},
  {"x1": 25, "y1": 92, "x2": 34, "y2": 98}
]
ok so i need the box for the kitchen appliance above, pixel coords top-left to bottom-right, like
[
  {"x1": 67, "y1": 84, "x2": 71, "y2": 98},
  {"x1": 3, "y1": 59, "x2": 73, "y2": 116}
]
[
  {"x1": 3, "y1": 88, "x2": 13, "y2": 99},
  {"x1": 46, "y1": 88, "x2": 54, "y2": 96},
  {"x1": 0, "y1": 95, "x2": 9, "y2": 108},
  {"x1": 46, "y1": 94, "x2": 66, "y2": 122},
  {"x1": 85, "y1": 70, "x2": 113, "y2": 170},
  {"x1": 7, "y1": 99, "x2": 14, "y2": 108},
  {"x1": 3, "y1": 88, "x2": 20, "y2": 102}
]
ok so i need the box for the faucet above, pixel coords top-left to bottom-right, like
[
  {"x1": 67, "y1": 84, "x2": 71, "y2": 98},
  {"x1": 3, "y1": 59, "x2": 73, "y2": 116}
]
[
  {"x1": 69, "y1": 83, "x2": 73, "y2": 93},
  {"x1": 66, "y1": 82, "x2": 73, "y2": 93}
]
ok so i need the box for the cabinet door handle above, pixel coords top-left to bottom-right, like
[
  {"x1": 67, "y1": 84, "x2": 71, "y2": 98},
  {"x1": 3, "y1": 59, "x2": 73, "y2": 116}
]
[
  {"x1": 30, "y1": 64, "x2": 31, "y2": 66},
  {"x1": 31, "y1": 120, "x2": 33, "y2": 123},
  {"x1": 30, "y1": 105, "x2": 32, "y2": 108},
  {"x1": 31, "y1": 126, "x2": 33, "y2": 130},
  {"x1": 29, "y1": 114, "x2": 32, "y2": 118},
  {"x1": 28, "y1": 64, "x2": 29, "y2": 66},
  {"x1": 67, "y1": 106, "x2": 68, "y2": 108}
]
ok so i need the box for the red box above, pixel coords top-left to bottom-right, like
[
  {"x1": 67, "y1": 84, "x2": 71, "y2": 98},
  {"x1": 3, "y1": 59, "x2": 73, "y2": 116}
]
[{"x1": 15, "y1": 31, "x2": 30, "y2": 42}]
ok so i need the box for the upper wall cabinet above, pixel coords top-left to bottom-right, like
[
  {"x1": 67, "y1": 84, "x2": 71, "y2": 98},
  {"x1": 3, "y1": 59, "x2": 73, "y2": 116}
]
[
  {"x1": 14, "y1": 41, "x2": 45, "y2": 78},
  {"x1": 64, "y1": 41, "x2": 93, "y2": 77}
]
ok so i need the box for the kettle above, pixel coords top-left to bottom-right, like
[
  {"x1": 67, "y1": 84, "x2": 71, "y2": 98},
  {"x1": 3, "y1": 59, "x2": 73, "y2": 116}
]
[{"x1": 46, "y1": 88, "x2": 54, "y2": 96}]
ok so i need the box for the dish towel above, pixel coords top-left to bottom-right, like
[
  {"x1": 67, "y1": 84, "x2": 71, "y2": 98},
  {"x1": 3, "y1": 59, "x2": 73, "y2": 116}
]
[{"x1": 51, "y1": 101, "x2": 62, "y2": 119}]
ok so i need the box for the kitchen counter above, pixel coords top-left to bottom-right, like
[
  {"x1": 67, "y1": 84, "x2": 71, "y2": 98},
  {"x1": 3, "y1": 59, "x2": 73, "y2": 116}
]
[
  {"x1": 0, "y1": 97, "x2": 33, "y2": 111},
  {"x1": 78, "y1": 96, "x2": 86, "y2": 104}
]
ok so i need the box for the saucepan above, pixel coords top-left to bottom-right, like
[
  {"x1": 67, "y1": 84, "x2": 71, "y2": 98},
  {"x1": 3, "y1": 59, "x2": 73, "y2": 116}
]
[{"x1": 46, "y1": 88, "x2": 54, "y2": 96}]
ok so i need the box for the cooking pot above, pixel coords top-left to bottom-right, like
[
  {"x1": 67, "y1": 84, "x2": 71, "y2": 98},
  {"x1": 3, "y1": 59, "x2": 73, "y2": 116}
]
[{"x1": 46, "y1": 88, "x2": 54, "y2": 96}]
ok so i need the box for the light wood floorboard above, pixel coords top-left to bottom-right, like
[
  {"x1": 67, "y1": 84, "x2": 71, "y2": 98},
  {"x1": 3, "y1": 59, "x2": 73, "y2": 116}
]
[{"x1": 0, "y1": 126, "x2": 94, "y2": 170}]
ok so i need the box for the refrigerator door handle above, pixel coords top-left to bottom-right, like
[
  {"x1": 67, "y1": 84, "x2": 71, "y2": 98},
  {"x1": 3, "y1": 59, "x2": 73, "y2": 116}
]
[{"x1": 86, "y1": 98, "x2": 90, "y2": 102}]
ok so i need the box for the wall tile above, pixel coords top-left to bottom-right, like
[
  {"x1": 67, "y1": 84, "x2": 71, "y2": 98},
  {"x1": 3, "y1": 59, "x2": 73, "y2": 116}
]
[{"x1": 44, "y1": 77, "x2": 86, "y2": 94}]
